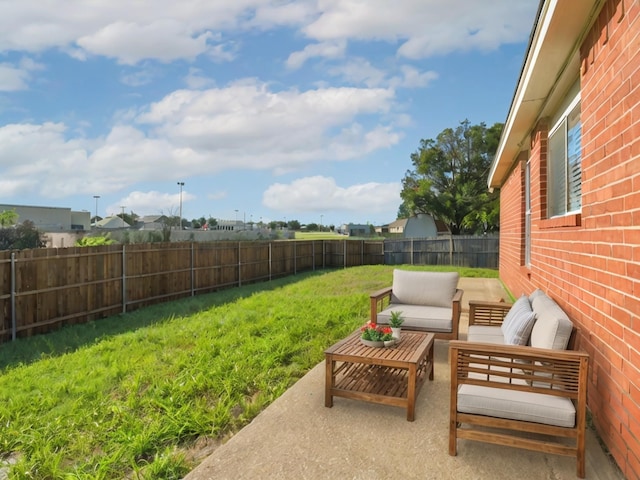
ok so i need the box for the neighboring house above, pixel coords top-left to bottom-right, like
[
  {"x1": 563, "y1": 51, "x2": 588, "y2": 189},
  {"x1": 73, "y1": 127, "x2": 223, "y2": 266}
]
[
  {"x1": 403, "y1": 214, "x2": 438, "y2": 238},
  {"x1": 96, "y1": 216, "x2": 130, "y2": 229},
  {"x1": 0, "y1": 203, "x2": 90, "y2": 231},
  {"x1": 138, "y1": 215, "x2": 170, "y2": 230},
  {"x1": 489, "y1": 1, "x2": 639, "y2": 477},
  {"x1": 388, "y1": 218, "x2": 408, "y2": 234}
]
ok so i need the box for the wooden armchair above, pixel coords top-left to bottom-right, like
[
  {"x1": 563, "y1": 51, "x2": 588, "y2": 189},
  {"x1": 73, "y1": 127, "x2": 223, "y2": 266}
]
[
  {"x1": 450, "y1": 298, "x2": 589, "y2": 478},
  {"x1": 369, "y1": 270, "x2": 463, "y2": 340}
]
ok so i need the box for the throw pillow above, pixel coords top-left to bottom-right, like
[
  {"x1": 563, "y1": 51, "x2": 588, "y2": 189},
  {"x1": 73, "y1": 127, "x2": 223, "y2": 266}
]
[{"x1": 501, "y1": 295, "x2": 537, "y2": 345}]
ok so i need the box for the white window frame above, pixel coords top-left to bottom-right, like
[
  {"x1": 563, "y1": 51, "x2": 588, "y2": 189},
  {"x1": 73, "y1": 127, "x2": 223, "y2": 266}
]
[{"x1": 548, "y1": 93, "x2": 582, "y2": 218}]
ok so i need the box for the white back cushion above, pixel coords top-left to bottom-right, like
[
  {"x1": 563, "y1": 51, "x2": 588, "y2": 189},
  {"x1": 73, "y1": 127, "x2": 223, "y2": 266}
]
[
  {"x1": 530, "y1": 293, "x2": 574, "y2": 350},
  {"x1": 390, "y1": 270, "x2": 459, "y2": 308}
]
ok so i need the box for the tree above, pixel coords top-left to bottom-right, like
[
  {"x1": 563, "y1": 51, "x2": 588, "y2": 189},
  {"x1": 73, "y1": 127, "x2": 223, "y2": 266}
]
[
  {"x1": 0, "y1": 209, "x2": 19, "y2": 228},
  {"x1": 0, "y1": 220, "x2": 46, "y2": 250},
  {"x1": 399, "y1": 120, "x2": 502, "y2": 234},
  {"x1": 288, "y1": 220, "x2": 301, "y2": 230}
]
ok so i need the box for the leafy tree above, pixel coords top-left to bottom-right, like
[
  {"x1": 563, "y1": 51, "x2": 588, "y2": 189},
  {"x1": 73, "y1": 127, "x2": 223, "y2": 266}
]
[
  {"x1": 399, "y1": 120, "x2": 502, "y2": 234},
  {"x1": 288, "y1": 220, "x2": 301, "y2": 230},
  {"x1": 306, "y1": 222, "x2": 319, "y2": 231},
  {"x1": 0, "y1": 209, "x2": 19, "y2": 228},
  {"x1": 0, "y1": 220, "x2": 46, "y2": 250}
]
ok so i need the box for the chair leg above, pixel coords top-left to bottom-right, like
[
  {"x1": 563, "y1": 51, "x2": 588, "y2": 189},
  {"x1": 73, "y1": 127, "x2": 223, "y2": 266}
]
[{"x1": 448, "y1": 419, "x2": 458, "y2": 456}]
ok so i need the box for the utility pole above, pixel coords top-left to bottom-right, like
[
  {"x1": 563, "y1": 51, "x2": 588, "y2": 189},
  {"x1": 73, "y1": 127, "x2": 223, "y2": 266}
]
[
  {"x1": 177, "y1": 182, "x2": 185, "y2": 230},
  {"x1": 120, "y1": 206, "x2": 126, "y2": 228},
  {"x1": 93, "y1": 195, "x2": 100, "y2": 227}
]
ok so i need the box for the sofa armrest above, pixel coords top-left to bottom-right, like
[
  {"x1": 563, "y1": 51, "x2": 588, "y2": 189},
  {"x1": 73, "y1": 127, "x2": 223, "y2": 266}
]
[
  {"x1": 449, "y1": 340, "x2": 589, "y2": 397},
  {"x1": 468, "y1": 300, "x2": 512, "y2": 326},
  {"x1": 370, "y1": 286, "x2": 393, "y2": 322}
]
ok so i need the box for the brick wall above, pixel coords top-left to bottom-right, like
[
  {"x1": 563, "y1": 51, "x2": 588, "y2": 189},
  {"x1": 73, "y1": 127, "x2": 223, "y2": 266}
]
[{"x1": 498, "y1": 0, "x2": 640, "y2": 477}]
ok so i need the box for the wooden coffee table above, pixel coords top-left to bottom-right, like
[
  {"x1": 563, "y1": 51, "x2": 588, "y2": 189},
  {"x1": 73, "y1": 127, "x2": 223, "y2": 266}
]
[{"x1": 324, "y1": 330, "x2": 434, "y2": 421}]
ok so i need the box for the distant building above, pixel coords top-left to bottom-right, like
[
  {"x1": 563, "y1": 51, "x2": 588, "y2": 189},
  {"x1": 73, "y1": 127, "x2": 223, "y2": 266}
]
[
  {"x1": 376, "y1": 215, "x2": 450, "y2": 237},
  {"x1": 96, "y1": 215, "x2": 130, "y2": 229},
  {"x1": 210, "y1": 219, "x2": 244, "y2": 231},
  {"x1": 340, "y1": 223, "x2": 371, "y2": 237},
  {"x1": 0, "y1": 203, "x2": 90, "y2": 231},
  {"x1": 138, "y1": 215, "x2": 170, "y2": 230}
]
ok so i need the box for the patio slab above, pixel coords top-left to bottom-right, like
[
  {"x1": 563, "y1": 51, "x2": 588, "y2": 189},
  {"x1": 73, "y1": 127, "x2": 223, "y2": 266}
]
[{"x1": 184, "y1": 278, "x2": 624, "y2": 480}]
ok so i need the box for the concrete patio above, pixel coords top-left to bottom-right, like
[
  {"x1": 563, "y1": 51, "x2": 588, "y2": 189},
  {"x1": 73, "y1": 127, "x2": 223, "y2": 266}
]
[{"x1": 184, "y1": 278, "x2": 624, "y2": 480}]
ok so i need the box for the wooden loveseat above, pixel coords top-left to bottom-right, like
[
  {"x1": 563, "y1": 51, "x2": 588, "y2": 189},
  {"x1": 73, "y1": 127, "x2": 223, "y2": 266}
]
[
  {"x1": 369, "y1": 269, "x2": 463, "y2": 340},
  {"x1": 449, "y1": 290, "x2": 589, "y2": 478}
]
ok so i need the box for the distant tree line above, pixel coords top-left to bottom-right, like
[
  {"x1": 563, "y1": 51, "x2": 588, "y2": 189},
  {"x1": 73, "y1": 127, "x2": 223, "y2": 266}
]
[{"x1": 0, "y1": 210, "x2": 46, "y2": 250}]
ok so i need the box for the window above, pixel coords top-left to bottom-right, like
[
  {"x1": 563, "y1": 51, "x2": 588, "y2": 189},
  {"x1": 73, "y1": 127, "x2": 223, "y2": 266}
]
[{"x1": 548, "y1": 96, "x2": 581, "y2": 217}]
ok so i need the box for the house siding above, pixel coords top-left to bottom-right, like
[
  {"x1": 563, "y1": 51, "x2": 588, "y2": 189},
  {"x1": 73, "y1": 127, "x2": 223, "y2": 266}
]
[{"x1": 498, "y1": 1, "x2": 640, "y2": 478}]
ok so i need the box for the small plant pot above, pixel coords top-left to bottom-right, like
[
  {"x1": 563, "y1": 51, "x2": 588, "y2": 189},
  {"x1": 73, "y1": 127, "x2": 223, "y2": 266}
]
[
  {"x1": 360, "y1": 338, "x2": 384, "y2": 348},
  {"x1": 384, "y1": 339, "x2": 396, "y2": 347},
  {"x1": 391, "y1": 327, "x2": 402, "y2": 340}
]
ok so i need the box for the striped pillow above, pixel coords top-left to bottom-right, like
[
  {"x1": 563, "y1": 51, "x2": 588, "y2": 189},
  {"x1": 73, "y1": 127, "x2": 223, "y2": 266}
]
[{"x1": 501, "y1": 295, "x2": 536, "y2": 345}]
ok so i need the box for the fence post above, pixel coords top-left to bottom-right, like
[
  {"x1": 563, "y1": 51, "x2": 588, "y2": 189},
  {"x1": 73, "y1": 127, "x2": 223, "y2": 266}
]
[
  {"x1": 343, "y1": 240, "x2": 347, "y2": 268},
  {"x1": 10, "y1": 252, "x2": 16, "y2": 341},
  {"x1": 122, "y1": 244, "x2": 127, "y2": 314},
  {"x1": 294, "y1": 241, "x2": 297, "y2": 274},
  {"x1": 361, "y1": 240, "x2": 364, "y2": 266},
  {"x1": 323, "y1": 241, "x2": 326, "y2": 269},
  {"x1": 312, "y1": 241, "x2": 315, "y2": 271},
  {"x1": 411, "y1": 238, "x2": 414, "y2": 265},
  {"x1": 269, "y1": 242, "x2": 272, "y2": 281},
  {"x1": 238, "y1": 242, "x2": 242, "y2": 287},
  {"x1": 449, "y1": 235, "x2": 453, "y2": 265},
  {"x1": 191, "y1": 243, "x2": 195, "y2": 297}
]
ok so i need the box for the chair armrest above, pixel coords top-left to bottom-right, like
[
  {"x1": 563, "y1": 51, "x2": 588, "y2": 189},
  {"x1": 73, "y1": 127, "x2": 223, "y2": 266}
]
[
  {"x1": 468, "y1": 300, "x2": 512, "y2": 326},
  {"x1": 449, "y1": 340, "x2": 589, "y2": 398},
  {"x1": 369, "y1": 286, "x2": 393, "y2": 322}
]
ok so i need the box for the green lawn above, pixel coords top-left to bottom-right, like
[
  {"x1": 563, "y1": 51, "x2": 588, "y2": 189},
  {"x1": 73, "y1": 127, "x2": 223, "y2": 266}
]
[{"x1": 0, "y1": 265, "x2": 497, "y2": 479}]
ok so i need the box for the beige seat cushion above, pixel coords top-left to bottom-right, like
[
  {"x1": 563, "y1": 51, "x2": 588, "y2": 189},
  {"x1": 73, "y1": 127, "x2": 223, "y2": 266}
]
[
  {"x1": 467, "y1": 325, "x2": 505, "y2": 344},
  {"x1": 377, "y1": 304, "x2": 452, "y2": 332},
  {"x1": 457, "y1": 383, "x2": 576, "y2": 428}
]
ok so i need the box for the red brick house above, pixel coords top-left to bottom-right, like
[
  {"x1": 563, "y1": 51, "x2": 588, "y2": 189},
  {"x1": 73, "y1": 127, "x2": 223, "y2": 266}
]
[{"x1": 489, "y1": 0, "x2": 639, "y2": 477}]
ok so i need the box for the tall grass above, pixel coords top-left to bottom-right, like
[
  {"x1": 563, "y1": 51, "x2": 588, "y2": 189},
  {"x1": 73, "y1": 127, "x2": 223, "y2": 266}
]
[{"x1": 0, "y1": 265, "x2": 497, "y2": 479}]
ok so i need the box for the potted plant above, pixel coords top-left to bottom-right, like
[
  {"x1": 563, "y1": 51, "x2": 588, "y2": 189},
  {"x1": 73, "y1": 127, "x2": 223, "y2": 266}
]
[
  {"x1": 389, "y1": 311, "x2": 404, "y2": 340},
  {"x1": 360, "y1": 321, "x2": 394, "y2": 347}
]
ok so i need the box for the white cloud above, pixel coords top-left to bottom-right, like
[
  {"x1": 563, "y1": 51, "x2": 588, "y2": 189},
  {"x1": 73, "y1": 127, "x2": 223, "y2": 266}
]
[
  {"x1": 302, "y1": 0, "x2": 537, "y2": 59},
  {"x1": 0, "y1": 80, "x2": 402, "y2": 200},
  {"x1": 184, "y1": 68, "x2": 216, "y2": 89},
  {"x1": 263, "y1": 176, "x2": 401, "y2": 215},
  {"x1": 0, "y1": 57, "x2": 44, "y2": 91},
  {"x1": 328, "y1": 58, "x2": 438, "y2": 89},
  {"x1": 77, "y1": 20, "x2": 215, "y2": 65},
  {"x1": 286, "y1": 41, "x2": 346, "y2": 70},
  {"x1": 107, "y1": 190, "x2": 195, "y2": 217},
  {"x1": 136, "y1": 79, "x2": 399, "y2": 171},
  {"x1": 0, "y1": 1, "x2": 535, "y2": 66}
]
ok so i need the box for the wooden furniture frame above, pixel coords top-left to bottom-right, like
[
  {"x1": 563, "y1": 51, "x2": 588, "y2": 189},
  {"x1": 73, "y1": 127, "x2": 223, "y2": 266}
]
[
  {"x1": 370, "y1": 287, "x2": 463, "y2": 340},
  {"x1": 450, "y1": 301, "x2": 589, "y2": 478},
  {"x1": 325, "y1": 330, "x2": 434, "y2": 421}
]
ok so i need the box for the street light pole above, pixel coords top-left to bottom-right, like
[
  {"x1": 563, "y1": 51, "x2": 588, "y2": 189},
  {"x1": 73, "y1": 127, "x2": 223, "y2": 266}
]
[
  {"x1": 93, "y1": 195, "x2": 100, "y2": 227},
  {"x1": 320, "y1": 214, "x2": 323, "y2": 232},
  {"x1": 120, "y1": 206, "x2": 126, "y2": 228},
  {"x1": 177, "y1": 182, "x2": 184, "y2": 230}
]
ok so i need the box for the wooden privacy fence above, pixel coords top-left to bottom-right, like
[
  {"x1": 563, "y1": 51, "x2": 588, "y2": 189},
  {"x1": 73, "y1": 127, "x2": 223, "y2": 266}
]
[
  {"x1": 0, "y1": 236, "x2": 499, "y2": 342},
  {"x1": 0, "y1": 240, "x2": 384, "y2": 342},
  {"x1": 383, "y1": 235, "x2": 499, "y2": 269}
]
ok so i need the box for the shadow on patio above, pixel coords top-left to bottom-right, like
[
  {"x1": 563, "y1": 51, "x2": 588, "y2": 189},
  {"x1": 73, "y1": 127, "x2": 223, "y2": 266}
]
[{"x1": 185, "y1": 278, "x2": 624, "y2": 480}]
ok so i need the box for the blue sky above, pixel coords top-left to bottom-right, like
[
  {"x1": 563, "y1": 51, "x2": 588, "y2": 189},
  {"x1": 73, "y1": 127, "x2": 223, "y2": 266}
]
[{"x1": 0, "y1": 0, "x2": 538, "y2": 227}]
